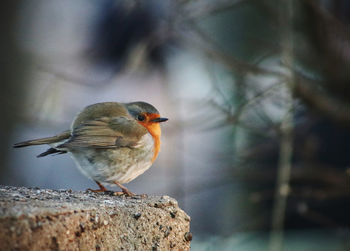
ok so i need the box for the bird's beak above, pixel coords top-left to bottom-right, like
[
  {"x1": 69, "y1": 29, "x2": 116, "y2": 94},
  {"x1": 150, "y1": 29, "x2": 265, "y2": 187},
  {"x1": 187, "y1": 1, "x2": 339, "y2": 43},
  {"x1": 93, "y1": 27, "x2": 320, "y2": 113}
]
[{"x1": 151, "y1": 117, "x2": 168, "y2": 123}]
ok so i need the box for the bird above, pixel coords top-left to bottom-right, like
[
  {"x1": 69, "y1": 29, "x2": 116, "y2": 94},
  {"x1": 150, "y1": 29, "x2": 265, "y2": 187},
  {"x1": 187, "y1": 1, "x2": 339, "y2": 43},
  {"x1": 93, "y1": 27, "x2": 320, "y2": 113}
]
[{"x1": 14, "y1": 101, "x2": 168, "y2": 196}]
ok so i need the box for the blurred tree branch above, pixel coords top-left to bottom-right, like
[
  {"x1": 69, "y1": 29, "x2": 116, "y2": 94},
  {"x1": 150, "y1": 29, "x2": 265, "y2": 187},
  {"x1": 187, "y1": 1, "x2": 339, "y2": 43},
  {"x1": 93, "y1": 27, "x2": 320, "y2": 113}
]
[
  {"x1": 294, "y1": 73, "x2": 350, "y2": 125},
  {"x1": 182, "y1": 0, "x2": 250, "y2": 20}
]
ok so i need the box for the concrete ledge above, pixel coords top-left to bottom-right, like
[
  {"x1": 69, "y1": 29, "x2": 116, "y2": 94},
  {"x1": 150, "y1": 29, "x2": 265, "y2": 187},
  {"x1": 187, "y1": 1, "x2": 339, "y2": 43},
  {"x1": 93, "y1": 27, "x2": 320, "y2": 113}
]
[{"x1": 0, "y1": 186, "x2": 191, "y2": 250}]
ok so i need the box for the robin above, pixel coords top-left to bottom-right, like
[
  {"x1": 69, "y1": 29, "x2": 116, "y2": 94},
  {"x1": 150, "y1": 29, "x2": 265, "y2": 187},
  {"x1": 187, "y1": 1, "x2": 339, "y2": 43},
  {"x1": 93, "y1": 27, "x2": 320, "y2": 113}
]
[{"x1": 14, "y1": 101, "x2": 168, "y2": 196}]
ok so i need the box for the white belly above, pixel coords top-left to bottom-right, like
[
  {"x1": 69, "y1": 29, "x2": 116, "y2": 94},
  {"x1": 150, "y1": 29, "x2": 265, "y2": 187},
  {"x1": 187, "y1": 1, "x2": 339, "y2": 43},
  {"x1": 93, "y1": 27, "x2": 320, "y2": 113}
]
[{"x1": 69, "y1": 133, "x2": 154, "y2": 184}]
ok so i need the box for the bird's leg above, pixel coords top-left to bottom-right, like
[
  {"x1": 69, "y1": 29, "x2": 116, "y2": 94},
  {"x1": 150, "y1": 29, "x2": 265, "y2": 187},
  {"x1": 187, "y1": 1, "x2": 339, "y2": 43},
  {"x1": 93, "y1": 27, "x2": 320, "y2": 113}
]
[
  {"x1": 87, "y1": 181, "x2": 109, "y2": 193},
  {"x1": 113, "y1": 181, "x2": 135, "y2": 197}
]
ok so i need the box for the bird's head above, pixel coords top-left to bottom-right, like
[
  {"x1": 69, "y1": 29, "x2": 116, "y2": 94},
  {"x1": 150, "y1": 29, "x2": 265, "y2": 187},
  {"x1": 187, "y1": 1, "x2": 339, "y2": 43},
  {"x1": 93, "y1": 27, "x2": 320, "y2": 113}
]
[{"x1": 125, "y1": 102, "x2": 168, "y2": 138}]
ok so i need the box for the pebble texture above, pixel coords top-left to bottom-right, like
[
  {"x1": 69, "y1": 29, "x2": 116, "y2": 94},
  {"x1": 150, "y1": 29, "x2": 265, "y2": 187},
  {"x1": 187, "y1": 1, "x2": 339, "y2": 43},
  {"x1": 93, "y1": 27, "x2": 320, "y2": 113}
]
[{"x1": 0, "y1": 186, "x2": 191, "y2": 250}]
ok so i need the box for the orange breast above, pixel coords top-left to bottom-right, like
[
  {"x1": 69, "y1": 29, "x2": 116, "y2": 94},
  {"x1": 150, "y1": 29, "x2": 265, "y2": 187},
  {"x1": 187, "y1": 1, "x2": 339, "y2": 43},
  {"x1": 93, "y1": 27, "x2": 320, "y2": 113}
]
[
  {"x1": 137, "y1": 114, "x2": 162, "y2": 162},
  {"x1": 144, "y1": 123, "x2": 161, "y2": 162}
]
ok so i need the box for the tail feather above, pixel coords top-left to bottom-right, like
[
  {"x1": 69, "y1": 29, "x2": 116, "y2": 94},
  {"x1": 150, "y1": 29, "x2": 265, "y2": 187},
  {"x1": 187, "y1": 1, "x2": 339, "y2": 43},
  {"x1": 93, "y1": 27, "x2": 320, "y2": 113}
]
[
  {"x1": 13, "y1": 130, "x2": 71, "y2": 148},
  {"x1": 37, "y1": 148, "x2": 67, "y2": 158}
]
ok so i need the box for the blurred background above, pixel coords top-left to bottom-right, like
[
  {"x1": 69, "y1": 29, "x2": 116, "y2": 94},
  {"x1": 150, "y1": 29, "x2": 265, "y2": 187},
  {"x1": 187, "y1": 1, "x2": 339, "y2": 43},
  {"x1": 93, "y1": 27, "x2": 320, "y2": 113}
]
[{"x1": 1, "y1": 0, "x2": 350, "y2": 250}]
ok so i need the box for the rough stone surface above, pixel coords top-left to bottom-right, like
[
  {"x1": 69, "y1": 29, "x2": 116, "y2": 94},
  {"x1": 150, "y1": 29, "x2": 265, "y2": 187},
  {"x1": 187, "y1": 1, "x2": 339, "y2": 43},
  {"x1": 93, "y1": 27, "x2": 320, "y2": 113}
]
[{"x1": 0, "y1": 186, "x2": 191, "y2": 250}]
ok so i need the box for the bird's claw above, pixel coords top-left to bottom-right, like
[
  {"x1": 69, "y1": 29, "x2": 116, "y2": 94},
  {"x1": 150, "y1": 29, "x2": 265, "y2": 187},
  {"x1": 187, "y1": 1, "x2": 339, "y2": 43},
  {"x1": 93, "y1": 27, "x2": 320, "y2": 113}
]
[
  {"x1": 86, "y1": 188, "x2": 107, "y2": 193},
  {"x1": 112, "y1": 190, "x2": 138, "y2": 197},
  {"x1": 121, "y1": 189, "x2": 135, "y2": 197}
]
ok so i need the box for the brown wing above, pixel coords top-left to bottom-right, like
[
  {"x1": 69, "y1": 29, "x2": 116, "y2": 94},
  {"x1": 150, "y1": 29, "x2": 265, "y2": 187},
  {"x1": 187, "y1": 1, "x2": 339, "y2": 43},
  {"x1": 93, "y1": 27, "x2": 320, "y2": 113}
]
[{"x1": 59, "y1": 116, "x2": 147, "y2": 149}]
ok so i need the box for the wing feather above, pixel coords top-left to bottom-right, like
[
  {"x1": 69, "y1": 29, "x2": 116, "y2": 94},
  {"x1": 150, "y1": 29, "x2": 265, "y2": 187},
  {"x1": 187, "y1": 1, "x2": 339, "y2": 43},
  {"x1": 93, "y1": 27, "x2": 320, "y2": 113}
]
[{"x1": 59, "y1": 116, "x2": 146, "y2": 149}]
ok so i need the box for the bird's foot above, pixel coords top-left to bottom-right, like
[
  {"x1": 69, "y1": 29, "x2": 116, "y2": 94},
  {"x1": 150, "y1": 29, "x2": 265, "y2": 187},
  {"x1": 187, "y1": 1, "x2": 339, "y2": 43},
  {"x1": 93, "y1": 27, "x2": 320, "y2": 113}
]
[
  {"x1": 112, "y1": 190, "x2": 148, "y2": 198},
  {"x1": 112, "y1": 181, "x2": 136, "y2": 197},
  {"x1": 86, "y1": 188, "x2": 113, "y2": 195},
  {"x1": 86, "y1": 188, "x2": 106, "y2": 193},
  {"x1": 86, "y1": 181, "x2": 110, "y2": 194},
  {"x1": 122, "y1": 187, "x2": 135, "y2": 197},
  {"x1": 112, "y1": 191, "x2": 125, "y2": 196},
  {"x1": 112, "y1": 188, "x2": 135, "y2": 197}
]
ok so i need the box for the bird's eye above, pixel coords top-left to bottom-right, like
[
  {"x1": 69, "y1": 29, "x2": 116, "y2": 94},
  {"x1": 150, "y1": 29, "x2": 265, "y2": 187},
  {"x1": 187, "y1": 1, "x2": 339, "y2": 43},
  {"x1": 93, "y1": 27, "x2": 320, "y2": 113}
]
[{"x1": 137, "y1": 114, "x2": 146, "y2": 121}]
